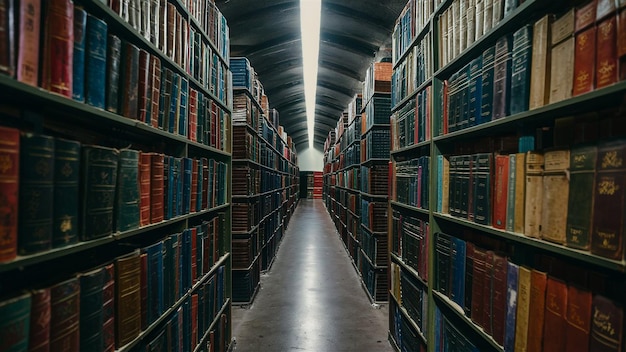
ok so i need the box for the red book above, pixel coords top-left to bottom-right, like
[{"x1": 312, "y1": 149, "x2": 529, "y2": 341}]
[
  {"x1": 527, "y1": 269, "x2": 548, "y2": 351},
  {"x1": 595, "y1": 16, "x2": 618, "y2": 88},
  {"x1": 149, "y1": 56, "x2": 161, "y2": 127},
  {"x1": 542, "y1": 277, "x2": 568, "y2": 352},
  {"x1": 618, "y1": 9, "x2": 626, "y2": 81},
  {"x1": 17, "y1": 0, "x2": 41, "y2": 85},
  {"x1": 574, "y1": 26, "x2": 597, "y2": 96},
  {"x1": 493, "y1": 155, "x2": 510, "y2": 229},
  {"x1": 150, "y1": 153, "x2": 164, "y2": 223},
  {"x1": 191, "y1": 294, "x2": 199, "y2": 350},
  {"x1": 191, "y1": 227, "x2": 197, "y2": 283},
  {"x1": 138, "y1": 49, "x2": 150, "y2": 123},
  {"x1": 565, "y1": 285, "x2": 593, "y2": 352},
  {"x1": 471, "y1": 247, "x2": 486, "y2": 327},
  {"x1": 0, "y1": 126, "x2": 19, "y2": 263},
  {"x1": 213, "y1": 217, "x2": 219, "y2": 265},
  {"x1": 139, "y1": 152, "x2": 151, "y2": 227},
  {"x1": 590, "y1": 295, "x2": 624, "y2": 351},
  {"x1": 166, "y1": 3, "x2": 176, "y2": 60},
  {"x1": 201, "y1": 157, "x2": 208, "y2": 210},
  {"x1": 576, "y1": 0, "x2": 597, "y2": 31},
  {"x1": 190, "y1": 158, "x2": 198, "y2": 212},
  {"x1": 50, "y1": 277, "x2": 80, "y2": 352},
  {"x1": 482, "y1": 250, "x2": 495, "y2": 335},
  {"x1": 0, "y1": 0, "x2": 15, "y2": 77},
  {"x1": 189, "y1": 89, "x2": 198, "y2": 142},
  {"x1": 41, "y1": 0, "x2": 74, "y2": 97},
  {"x1": 140, "y1": 252, "x2": 148, "y2": 330},
  {"x1": 491, "y1": 254, "x2": 508, "y2": 346},
  {"x1": 28, "y1": 288, "x2": 51, "y2": 352},
  {"x1": 102, "y1": 263, "x2": 115, "y2": 352}
]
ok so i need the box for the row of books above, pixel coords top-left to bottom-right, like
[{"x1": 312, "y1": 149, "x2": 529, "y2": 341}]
[
  {"x1": 438, "y1": 0, "x2": 524, "y2": 68},
  {"x1": 391, "y1": 31, "x2": 433, "y2": 106},
  {"x1": 361, "y1": 199, "x2": 388, "y2": 233},
  {"x1": 341, "y1": 144, "x2": 361, "y2": 169},
  {"x1": 230, "y1": 58, "x2": 267, "y2": 111},
  {"x1": 360, "y1": 164, "x2": 388, "y2": 195},
  {"x1": 438, "y1": 138, "x2": 626, "y2": 261},
  {"x1": 339, "y1": 115, "x2": 361, "y2": 152},
  {"x1": 391, "y1": 86, "x2": 432, "y2": 151},
  {"x1": 347, "y1": 94, "x2": 363, "y2": 124},
  {"x1": 0, "y1": 233, "x2": 226, "y2": 352},
  {"x1": 359, "y1": 248, "x2": 388, "y2": 300},
  {"x1": 362, "y1": 62, "x2": 393, "y2": 102},
  {"x1": 361, "y1": 129, "x2": 391, "y2": 161},
  {"x1": 335, "y1": 167, "x2": 360, "y2": 190},
  {"x1": 390, "y1": 300, "x2": 427, "y2": 352},
  {"x1": 391, "y1": 210, "x2": 430, "y2": 282},
  {"x1": 432, "y1": 304, "x2": 478, "y2": 352},
  {"x1": 393, "y1": 155, "x2": 431, "y2": 209},
  {"x1": 232, "y1": 93, "x2": 261, "y2": 129},
  {"x1": 434, "y1": 231, "x2": 624, "y2": 351},
  {"x1": 178, "y1": 0, "x2": 230, "y2": 61},
  {"x1": 232, "y1": 126, "x2": 258, "y2": 161},
  {"x1": 390, "y1": 263, "x2": 428, "y2": 337},
  {"x1": 0, "y1": 128, "x2": 228, "y2": 262},
  {"x1": 360, "y1": 225, "x2": 388, "y2": 267},
  {"x1": 364, "y1": 96, "x2": 392, "y2": 131},
  {"x1": 391, "y1": 0, "x2": 443, "y2": 64}
]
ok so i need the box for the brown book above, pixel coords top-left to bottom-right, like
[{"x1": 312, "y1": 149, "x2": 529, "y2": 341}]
[
  {"x1": 481, "y1": 250, "x2": 495, "y2": 334},
  {"x1": 102, "y1": 263, "x2": 115, "y2": 352},
  {"x1": 41, "y1": 0, "x2": 74, "y2": 97},
  {"x1": 513, "y1": 153, "x2": 526, "y2": 233},
  {"x1": 28, "y1": 288, "x2": 51, "y2": 352},
  {"x1": 0, "y1": 126, "x2": 19, "y2": 263},
  {"x1": 542, "y1": 277, "x2": 568, "y2": 352},
  {"x1": 148, "y1": 56, "x2": 161, "y2": 127},
  {"x1": 17, "y1": 0, "x2": 41, "y2": 85},
  {"x1": 540, "y1": 149, "x2": 570, "y2": 244},
  {"x1": 576, "y1": 0, "x2": 598, "y2": 31},
  {"x1": 515, "y1": 266, "x2": 532, "y2": 352},
  {"x1": 166, "y1": 3, "x2": 176, "y2": 60},
  {"x1": 595, "y1": 16, "x2": 618, "y2": 89},
  {"x1": 591, "y1": 139, "x2": 626, "y2": 260},
  {"x1": 565, "y1": 285, "x2": 593, "y2": 352},
  {"x1": 139, "y1": 152, "x2": 151, "y2": 227},
  {"x1": 590, "y1": 295, "x2": 623, "y2": 351},
  {"x1": 491, "y1": 254, "x2": 508, "y2": 346},
  {"x1": 139, "y1": 252, "x2": 148, "y2": 330},
  {"x1": 0, "y1": 0, "x2": 15, "y2": 77},
  {"x1": 493, "y1": 155, "x2": 509, "y2": 230},
  {"x1": 619, "y1": 9, "x2": 626, "y2": 81},
  {"x1": 50, "y1": 277, "x2": 80, "y2": 352},
  {"x1": 529, "y1": 15, "x2": 553, "y2": 109},
  {"x1": 524, "y1": 151, "x2": 544, "y2": 238},
  {"x1": 138, "y1": 49, "x2": 150, "y2": 123},
  {"x1": 526, "y1": 269, "x2": 547, "y2": 351},
  {"x1": 115, "y1": 251, "x2": 141, "y2": 348},
  {"x1": 549, "y1": 9, "x2": 575, "y2": 104},
  {"x1": 574, "y1": 26, "x2": 597, "y2": 96},
  {"x1": 150, "y1": 153, "x2": 164, "y2": 223},
  {"x1": 120, "y1": 42, "x2": 140, "y2": 119}
]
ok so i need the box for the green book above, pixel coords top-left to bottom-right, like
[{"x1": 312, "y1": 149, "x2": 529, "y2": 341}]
[
  {"x1": 81, "y1": 146, "x2": 119, "y2": 241},
  {"x1": 566, "y1": 144, "x2": 597, "y2": 250},
  {"x1": 115, "y1": 149, "x2": 140, "y2": 232},
  {"x1": 0, "y1": 292, "x2": 31, "y2": 351},
  {"x1": 53, "y1": 138, "x2": 81, "y2": 248}
]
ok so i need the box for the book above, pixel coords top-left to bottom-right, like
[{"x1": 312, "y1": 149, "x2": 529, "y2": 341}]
[
  {"x1": 148, "y1": 56, "x2": 161, "y2": 127},
  {"x1": 145, "y1": 241, "x2": 164, "y2": 325},
  {"x1": 509, "y1": 25, "x2": 533, "y2": 115},
  {"x1": 491, "y1": 254, "x2": 508, "y2": 346},
  {"x1": 474, "y1": 153, "x2": 493, "y2": 225},
  {"x1": 50, "y1": 277, "x2": 80, "y2": 351},
  {"x1": 72, "y1": 7, "x2": 86, "y2": 102},
  {"x1": 471, "y1": 247, "x2": 486, "y2": 327},
  {"x1": 566, "y1": 144, "x2": 597, "y2": 249},
  {"x1": 513, "y1": 152, "x2": 526, "y2": 233},
  {"x1": 102, "y1": 263, "x2": 115, "y2": 352},
  {"x1": 18, "y1": 134, "x2": 54, "y2": 255},
  {"x1": 514, "y1": 266, "x2": 531, "y2": 352},
  {"x1": 480, "y1": 46, "x2": 496, "y2": 123},
  {"x1": 526, "y1": 269, "x2": 547, "y2": 351},
  {"x1": 120, "y1": 42, "x2": 140, "y2": 119},
  {"x1": 41, "y1": 0, "x2": 74, "y2": 97},
  {"x1": 81, "y1": 145, "x2": 119, "y2": 241},
  {"x1": 450, "y1": 237, "x2": 466, "y2": 308},
  {"x1": 138, "y1": 49, "x2": 150, "y2": 122},
  {"x1": 53, "y1": 138, "x2": 80, "y2": 248},
  {"x1": 84, "y1": 15, "x2": 108, "y2": 109},
  {"x1": 540, "y1": 149, "x2": 570, "y2": 244},
  {"x1": 492, "y1": 35, "x2": 512, "y2": 119},
  {"x1": 596, "y1": 0, "x2": 616, "y2": 21},
  {"x1": 574, "y1": 24, "x2": 597, "y2": 96},
  {"x1": 619, "y1": 8, "x2": 626, "y2": 81},
  {"x1": 493, "y1": 154, "x2": 509, "y2": 229},
  {"x1": 542, "y1": 277, "x2": 568, "y2": 352},
  {"x1": 504, "y1": 261, "x2": 518, "y2": 352},
  {"x1": 565, "y1": 285, "x2": 592, "y2": 352},
  {"x1": 79, "y1": 266, "x2": 105, "y2": 351},
  {"x1": 0, "y1": 292, "x2": 32, "y2": 351},
  {"x1": 529, "y1": 15, "x2": 553, "y2": 109},
  {"x1": 106, "y1": 34, "x2": 122, "y2": 113},
  {"x1": 140, "y1": 252, "x2": 147, "y2": 330},
  {"x1": 524, "y1": 151, "x2": 544, "y2": 238},
  {"x1": 115, "y1": 149, "x2": 140, "y2": 232},
  {"x1": 549, "y1": 10, "x2": 575, "y2": 103},
  {"x1": 464, "y1": 242, "x2": 475, "y2": 317},
  {"x1": 595, "y1": 16, "x2": 618, "y2": 89},
  {"x1": 139, "y1": 152, "x2": 151, "y2": 226},
  {"x1": 28, "y1": 288, "x2": 51, "y2": 352},
  {"x1": 17, "y1": 0, "x2": 41, "y2": 86},
  {"x1": 0, "y1": 126, "x2": 19, "y2": 262},
  {"x1": 150, "y1": 153, "x2": 164, "y2": 223},
  {"x1": 115, "y1": 251, "x2": 142, "y2": 348},
  {"x1": 481, "y1": 250, "x2": 494, "y2": 334},
  {"x1": 590, "y1": 295, "x2": 623, "y2": 351}
]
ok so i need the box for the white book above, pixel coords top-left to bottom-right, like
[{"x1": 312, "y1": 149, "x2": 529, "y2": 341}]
[
  {"x1": 475, "y1": 0, "x2": 484, "y2": 40},
  {"x1": 467, "y1": 0, "x2": 476, "y2": 47},
  {"x1": 483, "y1": 0, "x2": 493, "y2": 35}
]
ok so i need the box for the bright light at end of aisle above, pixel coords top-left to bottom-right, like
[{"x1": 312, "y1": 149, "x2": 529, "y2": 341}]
[{"x1": 300, "y1": 0, "x2": 321, "y2": 149}]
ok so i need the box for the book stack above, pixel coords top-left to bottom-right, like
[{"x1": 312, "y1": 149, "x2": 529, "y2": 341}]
[
  {"x1": 392, "y1": 31, "x2": 433, "y2": 106},
  {"x1": 393, "y1": 156, "x2": 431, "y2": 209}
]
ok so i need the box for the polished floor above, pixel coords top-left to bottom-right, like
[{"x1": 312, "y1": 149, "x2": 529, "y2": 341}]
[{"x1": 231, "y1": 199, "x2": 393, "y2": 352}]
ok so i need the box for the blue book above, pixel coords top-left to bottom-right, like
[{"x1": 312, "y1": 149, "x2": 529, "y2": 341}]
[
  {"x1": 458, "y1": 64, "x2": 471, "y2": 131},
  {"x1": 504, "y1": 261, "x2": 519, "y2": 352},
  {"x1": 450, "y1": 237, "x2": 466, "y2": 308},
  {"x1": 176, "y1": 158, "x2": 183, "y2": 216},
  {"x1": 84, "y1": 15, "x2": 108, "y2": 109},
  {"x1": 170, "y1": 233, "x2": 181, "y2": 302},
  {"x1": 434, "y1": 305, "x2": 442, "y2": 352},
  {"x1": 206, "y1": 276, "x2": 215, "y2": 323},
  {"x1": 197, "y1": 286, "x2": 205, "y2": 335},
  {"x1": 480, "y1": 46, "x2": 496, "y2": 124},
  {"x1": 217, "y1": 265, "x2": 225, "y2": 307},
  {"x1": 207, "y1": 159, "x2": 214, "y2": 208},
  {"x1": 492, "y1": 35, "x2": 513, "y2": 120},
  {"x1": 165, "y1": 156, "x2": 175, "y2": 220},
  {"x1": 196, "y1": 159, "x2": 203, "y2": 212},
  {"x1": 72, "y1": 8, "x2": 87, "y2": 102},
  {"x1": 145, "y1": 241, "x2": 164, "y2": 325},
  {"x1": 169, "y1": 73, "x2": 180, "y2": 133},
  {"x1": 171, "y1": 307, "x2": 182, "y2": 352},
  {"x1": 178, "y1": 77, "x2": 188, "y2": 137},
  {"x1": 509, "y1": 25, "x2": 533, "y2": 115},
  {"x1": 162, "y1": 236, "x2": 172, "y2": 309},
  {"x1": 79, "y1": 266, "x2": 105, "y2": 350},
  {"x1": 182, "y1": 299, "x2": 191, "y2": 352},
  {"x1": 158, "y1": 68, "x2": 173, "y2": 130},
  {"x1": 182, "y1": 158, "x2": 192, "y2": 214},
  {"x1": 182, "y1": 229, "x2": 192, "y2": 293},
  {"x1": 468, "y1": 56, "x2": 483, "y2": 127}
]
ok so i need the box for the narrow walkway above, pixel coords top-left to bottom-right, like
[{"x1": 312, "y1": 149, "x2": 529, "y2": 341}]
[{"x1": 232, "y1": 199, "x2": 393, "y2": 352}]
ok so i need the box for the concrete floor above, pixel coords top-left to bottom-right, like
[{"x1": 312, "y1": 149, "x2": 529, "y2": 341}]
[{"x1": 231, "y1": 199, "x2": 393, "y2": 352}]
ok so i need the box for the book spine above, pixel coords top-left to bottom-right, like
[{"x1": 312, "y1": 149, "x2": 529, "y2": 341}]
[
  {"x1": 524, "y1": 151, "x2": 544, "y2": 238},
  {"x1": 102, "y1": 263, "x2": 115, "y2": 352},
  {"x1": 79, "y1": 267, "x2": 105, "y2": 351},
  {"x1": 84, "y1": 15, "x2": 108, "y2": 109},
  {"x1": 17, "y1": 0, "x2": 41, "y2": 86},
  {"x1": 491, "y1": 254, "x2": 507, "y2": 346},
  {"x1": 115, "y1": 149, "x2": 140, "y2": 232},
  {"x1": 0, "y1": 0, "x2": 14, "y2": 76},
  {"x1": 549, "y1": 37, "x2": 575, "y2": 103},
  {"x1": 510, "y1": 26, "x2": 533, "y2": 115},
  {"x1": 106, "y1": 34, "x2": 122, "y2": 113},
  {"x1": 595, "y1": 15, "x2": 618, "y2": 88},
  {"x1": 138, "y1": 49, "x2": 150, "y2": 122},
  {"x1": 514, "y1": 266, "x2": 532, "y2": 351},
  {"x1": 492, "y1": 35, "x2": 512, "y2": 119},
  {"x1": 53, "y1": 138, "x2": 80, "y2": 248},
  {"x1": 566, "y1": 144, "x2": 597, "y2": 249},
  {"x1": 146, "y1": 241, "x2": 164, "y2": 325},
  {"x1": 493, "y1": 155, "x2": 509, "y2": 229},
  {"x1": 150, "y1": 153, "x2": 164, "y2": 223},
  {"x1": 72, "y1": 7, "x2": 86, "y2": 102},
  {"x1": 542, "y1": 277, "x2": 568, "y2": 352},
  {"x1": 139, "y1": 152, "x2": 151, "y2": 227},
  {"x1": 50, "y1": 277, "x2": 80, "y2": 352},
  {"x1": 513, "y1": 152, "x2": 526, "y2": 233},
  {"x1": 28, "y1": 288, "x2": 51, "y2": 352},
  {"x1": 573, "y1": 26, "x2": 597, "y2": 96},
  {"x1": 0, "y1": 127, "x2": 19, "y2": 262},
  {"x1": 619, "y1": 9, "x2": 626, "y2": 81},
  {"x1": 506, "y1": 154, "x2": 516, "y2": 232},
  {"x1": 140, "y1": 252, "x2": 147, "y2": 330},
  {"x1": 149, "y1": 56, "x2": 162, "y2": 128},
  {"x1": 115, "y1": 252, "x2": 142, "y2": 348},
  {"x1": 540, "y1": 149, "x2": 571, "y2": 244},
  {"x1": 120, "y1": 42, "x2": 140, "y2": 119},
  {"x1": 0, "y1": 292, "x2": 32, "y2": 351},
  {"x1": 527, "y1": 269, "x2": 548, "y2": 352},
  {"x1": 81, "y1": 146, "x2": 119, "y2": 241},
  {"x1": 42, "y1": 0, "x2": 74, "y2": 97},
  {"x1": 529, "y1": 15, "x2": 553, "y2": 109},
  {"x1": 480, "y1": 47, "x2": 495, "y2": 123},
  {"x1": 590, "y1": 295, "x2": 624, "y2": 351},
  {"x1": 565, "y1": 285, "x2": 592, "y2": 352},
  {"x1": 504, "y1": 261, "x2": 518, "y2": 351}
]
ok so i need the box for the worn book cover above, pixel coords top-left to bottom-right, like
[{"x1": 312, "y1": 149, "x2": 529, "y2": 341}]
[
  {"x1": 524, "y1": 151, "x2": 544, "y2": 238},
  {"x1": 595, "y1": 16, "x2": 618, "y2": 89},
  {"x1": 566, "y1": 144, "x2": 597, "y2": 249},
  {"x1": 17, "y1": 0, "x2": 41, "y2": 86},
  {"x1": 42, "y1": 0, "x2": 74, "y2": 97},
  {"x1": 72, "y1": 7, "x2": 86, "y2": 102},
  {"x1": 514, "y1": 266, "x2": 532, "y2": 351},
  {"x1": 540, "y1": 149, "x2": 570, "y2": 244},
  {"x1": 53, "y1": 138, "x2": 80, "y2": 247},
  {"x1": 565, "y1": 285, "x2": 592, "y2": 352},
  {"x1": 0, "y1": 126, "x2": 19, "y2": 262},
  {"x1": 50, "y1": 277, "x2": 80, "y2": 351},
  {"x1": 573, "y1": 26, "x2": 597, "y2": 96},
  {"x1": 590, "y1": 295, "x2": 623, "y2": 351},
  {"x1": 529, "y1": 15, "x2": 553, "y2": 109}
]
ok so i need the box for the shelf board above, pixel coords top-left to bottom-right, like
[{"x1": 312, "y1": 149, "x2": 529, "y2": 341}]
[
  {"x1": 361, "y1": 158, "x2": 390, "y2": 166},
  {"x1": 434, "y1": 213, "x2": 626, "y2": 272},
  {"x1": 360, "y1": 223, "x2": 387, "y2": 235},
  {"x1": 232, "y1": 188, "x2": 283, "y2": 200},
  {"x1": 194, "y1": 298, "x2": 232, "y2": 352},
  {"x1": 390, "y1": 201, "x2": 430, "y2": 216},
  {"x1": 391, "y1": 78, "x2": 433, "y2": 112},
  {"x1": 363, "y1": 123, "x2": 391, "y2": 136},
  {"x1": 390, "y1": 253, "x2": 428, "y2": 287},
  {"x1": 360, "y1": 191, "x2": 389, "y2": 200},
  {"x1": 346, "y1": 207, "x2": 361, "y2": 219},
  {"x1": 388, "y1": 332, "x2": 402, "y2": 352},
  {"x1": 233, "y1": 87, "x2": 264, "y2": 113},
  {"x1": 362, "y1": 91, "x2": 393, "y2": 113},
  {"x1": 337, "y1": 163, "x2": 362, "y2": 173},
  {"x1": 390, "y1": 139, "x2": 432, "y2": 156},
  {"x1": 335, "y1": 185, "x2": 361, "y2": 194},
  {"x1": 359, "y1": 248, "x2": 387, "y2": 270},
  {"x1": 393, "y1": 22, "x2": 433, "y2": 70},
  {"x1": 398, "y1": 304, "x2": 428, "y2": 345}
]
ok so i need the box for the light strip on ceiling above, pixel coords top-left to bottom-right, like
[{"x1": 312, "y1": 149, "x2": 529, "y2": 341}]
[{"x1": 300, "y1": 0, "x2": 321, "y2": 149}]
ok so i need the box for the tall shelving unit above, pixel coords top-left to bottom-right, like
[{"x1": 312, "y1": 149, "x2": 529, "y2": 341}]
[
  {"x1": 388, "y1": 0, "x2": 626, "y2": 351},
  {"x1": 0, "y1": 0, "x2": 234, "y2": 351}
]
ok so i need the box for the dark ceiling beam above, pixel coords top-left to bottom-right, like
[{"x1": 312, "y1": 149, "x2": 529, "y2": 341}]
[
  {"x1": 319, "y1": 32, "x2": 378, "y2": 58},
  {"x1": 216, "y1": 1, "x2": 299, "y2": 27},
  {"x1": 322, "y1": 2, "x2": 391, "y2": 32}
]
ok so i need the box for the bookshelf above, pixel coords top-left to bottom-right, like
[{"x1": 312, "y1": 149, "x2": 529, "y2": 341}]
[
  {"x1": 388, "y1": 0, "x2": 626, "y2": 351},
  {"x1": 230, "y1": 57, "x2": 299, "y2": 305},
  {"x1": 0, "y1": 0, "x2": 233, "y2": 351}
]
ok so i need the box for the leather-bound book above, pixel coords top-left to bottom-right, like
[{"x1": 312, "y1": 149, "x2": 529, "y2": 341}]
[
  {"x1": 542, "y1": 277, "x2": 568, "y2": 352},
  {"x1": 200, "y1": 158, "x2": 208, "y2": 210},
  {"x1": 0, "y1": 0, "x2": 15, "y2": 77},
  {"x1": 166, "y1": 3, "x2": 176, "y2": 60},
  {"x1": 28, "y1": 288, "x2": 51, "y2": 352},
  {"x1": 573, "y1": 25, "x2": 597, "y2": 96},
  {"x1": 191, "y1": 293, "x2": 199, "y2": 350},
  {"x1": 509, "y1": 25, "x2": 533, "y2": 115},
  {"x1": 524, "y1": 151, "x2": 544, "y2": 238},
  {"x1": 549, "y1": 9, "x2": 576, "y2": 104},
  {"x1": 435, "y1": 232, "x2": 451, "y2": 295},
  {"x1": 157, "y1": 0, "x2": 166, "y2": 54},
  {"x1": 139, "y1": 152, "x2": 151, "y2": 227},
  {"x1": 105, "y1": 34, "x2": 122, "y2": 113},
  {"x1": 480, "y1": 46, "x2": 496, "y2": 124},
  {"x1": 471, "y1": 247, "x2": 486, "y2": 327},
  {"x1": 139, "y1": 252, "x2": 147, "y2": 330},
  {"x1": 514, "y1": 266, "x2": 531, "y2": 351},
  {"x1": 148, "y1": 56, "x2": 161, "y2": 128},
  {"x1": 591, "y1": 139, "x2": 626, "y2": 260},
  {"x1": 190, "y1": 159, "x2": 198, "y2": 213},
  {"x1": 138, "y1": 49, "x2": 150, "y2": 123},
  {"x1": 566, "y1": 144, "x2": 597, "y2": 249},
  {"x1": 81, "y1": 145, "x2": 119, "y2": 241},
  {"x1": 139, "y1": 0, "x2": 150, "y2": 40},
  {"x1": 0, "y1": 292, "x2": 31, "y2": 351},
  {"x1": 53, "y1": 138, "x2": 80, "y2": 248},
  {"x1": 481, "y1": 250, "x2": 495, "y2": 334},
  {"x1": 450, "y1": 237, "x2": 466, "y2": 308},
  {"x1": 619, "y1": 8, "x2": 626, "y2": 81},
  {"x1": 493, "y1": 35, "x2": 512, "y2": 119},
  {"x1": 189, "y1": 89, "x2": 198, "y2": 142},
  {"x1": 0, "y1": 126, "x2": 19, "y2": 262},
  {"x1": 595, "y1": 16, "x2": 618, "y2": 89},
  {"x1": 50, "y1": 277, "x2": 80, "y2": 352},
  {"x1": 565, "y1": 285, "x2": 592, "y2": 352},
  {"x1": 149, "y1": 0, "x2": 159, "y2": 47},
  {"x1": 17, "y1": 0, "x2": 41, "y2": 86},
  {"x1": 158, "y1": 68, "x2": 173, "y2": 130},
  {"x1": 590, "y1": 295, "x2": 623, "y2": 351},
  {"x1": 504, "y1": 261, "x2": 518, "y2": 352},
  {"x1": 540, "y1": 149, "x2": 570, "y2": 244},
  {"x1": 473, "y1": 153, "x2": 493, "y2": 225},
  {"x1": 102, "y1": 263, "x2": 115, "y2": 352},
  {"x1": 512, "y1": 152, "x2": 526, "y2": 233},
  {"x1": 464, "y1": 242, "x2": 475, "y2": 317},
  {"x1": 182, "y1": 158, "x2": 192, "y2": 214},
  {"x1": 145, "y1": 241, "x2": 164, "y2": 326},
  {"x1": 491, "y1": 254, "x2": 507, "y2": 345},
  {"x1": 72, "y1": 7, "x2": 86, "y2": 102},
  {"x1": 529, "y1": 14, "x2": 553, "y2": 109},
  {"x1": 84, "y1": 15, "x2": 108, "y2": 109},
  {"x1": 120, "y1": 42, "x2": 140, "y2": 119},
  {"x1": 150, "y1": 153, "x2": 164, "y2": 223},
  {"x1": 41, "y1": 0, "x2": 74, "y2": 97},
  {"x1": 115, "y1": 250, "x2": 141, "y2": 348},
  {"x1": 18, "y1": 134, "x2": 54, "y2": 255},
  {"x1": 79, "y1": 267, "x2": 105, "y2": 351},
  {"x1": 493, "y1": 154, "x2": 509, "y2": 229},
  {"x1": 115, "y1": 149, "x2": 140, "y2": 232},
  {"x1": 526, "y1": 269, "x2": 547, "y2": 351}
]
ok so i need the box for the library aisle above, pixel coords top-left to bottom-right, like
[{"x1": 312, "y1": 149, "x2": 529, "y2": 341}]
[{"x1": 232, "y1": 199, "x2": 393, "y2": 352}]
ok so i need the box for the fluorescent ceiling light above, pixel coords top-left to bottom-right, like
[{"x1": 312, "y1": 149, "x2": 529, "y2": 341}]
[{"x1": 300, "y1": 0, "x2": 321, "y2": 149}]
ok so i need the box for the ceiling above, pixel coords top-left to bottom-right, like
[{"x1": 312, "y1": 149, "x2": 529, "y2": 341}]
[{"x1": 215, "y1": 0, "x2": 407, "y2": 150}]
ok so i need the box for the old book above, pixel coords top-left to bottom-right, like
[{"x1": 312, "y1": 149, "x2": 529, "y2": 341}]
[
  {"x1": 79, "y1": 267, "x2": 105, "y2": 351},
  {"x1": 450, "y1": 237, "x2": 467, "y2": 308},
  {"x1": 540, "y1": 149, "x2": 570, "y2": 244},
  {"x1": 149, "y1": 0, "x2": 159, "y2": 46},
  {"x1": 41, "y1": 0, "x2": 74, "y2": 97},
  {"x1": 471, "y1": 247, "x2": 486, "y2": 327},
  {"x1": 596, "y1": 0, "x2": 616, "y2": 21},
  {"x1": 138, "y1": 49, "x2": 150, "y2": 122},
  {"x1": 514, "y1": 266, "x2": 531, "y2": 351},
  {"x1": 529, "y1": 15, "x2": 553, "y2": 109},
  {"x1": 595, "y1": 16, "x2": 618, "y2": 89},
  {"x1": 512, "y1": 152, "x2": 526, "y2": 233},
  {"x1": 148, "y1": 56, "x2": 161, "y2": 127},
  {"x1": 0, "y1": 126, "x2": 19, "y2": 262},
  {"x1": 150, "y1": 153, "x2": 164, "y2": 223},
  {"x1": 105, "y1": 34, "x2": 122, "y2": 113},
  {"x1": 81, "y1": 145, "x2": 119, "y2": 241},
  {"x1": 484, "y1": 0, "x2": 494, "y2": 35},
  {"x1": 526, "y1": 269, "x2": 547, "y2": 351},
  {"x1": 115, "y1": 149, "x2": 140, "y2": 232},
  {"x1": 140, "y1": 252, "x2": 147, "y2": 330},
  {"x1": 481, "y1": 250, "x2": 495, "y2": 334},
  {"x1": 115, "y1": 251, "x2": 142, "y2": 348},
  {"x1": 476, "y1": 0, "x2": 485, "y2": 40},
  {"x1": 17, "y1": 0, "x2": 41, "y2": 86},
  {"x1": 590, "y1": 295, "x2": 623, "y2": 351},
  {"x1": 145, "y1": 241, "x2": 164, "y2": 326},
  {"x1": 565, "y1": 285, "x2": 592, "y2": 352},
  {"x1": 510, "y1": 25, "x2": 533, "y2": 115},
  {"x1": 573, "y1": 26, "x2": 597, "y2": 96},
  {"x1": 542, "y1": 277, "x2": 568, "y2": 352},
  {"x1": 18, "y1": 134, "x2": 54, "y2": 255},
  {"x1": 492, "y1": 0, "x2": 503, "y2": 26},
  {"x1": 493, "y1": 155, "x2": 509, "y2": 229},
  {"x1": 50, "y1": 277, "x2": 80, "y2": 351},
  {"x1": 492, "y1": 35, "x2": 512, "y2": 119},
  {"x1": 591, "y1": 139, "x2": 626, "y2": 260},
  {"x1": 139, "y1": 152, "x2": 151, "y2": 226},
  {"x1": 504, "y1": 261, "x2": 518, "y2": 352},
  {"x1": 480, "y1": 46, "x2": 496, "y2": 123},
  {"x1": 506, "y1": 154, "x2": 516, "y2": 232},
  {"x1": 473, "y1": 152, "x2": 493, "y2": 225},
  {"x1": 524, "y1": 151, "x2": 544, "y2": 238},
  {"x1": 619, "y1": 9, "x2": 626, "y2": 81},
  {"x1": 28, "y1": 288, "x2": 51, "y2": 352},
  {"x1": 549, "y1": 9, "x2": 575, "y2": 103},
  {"x1": 102, "y1": 263, "x2": 115, "y2": 352},
  {"x1": 53, "y1": 138, "x2": 80, "y2": 248},
  {"x1": 577, "y1": 0, "x2": 598, "y2": 32},
  {"x1": 166, "y1": 3, "x2": 176, "y2": 60},
  {"x1": 84, "y1": 15, "x2": 108, "y2": 109},
  {"x1": 72, "y1": 7, "x2": 86, "y2": 102},
  {"x1": 0, "y1": 292, "x2": 32, "y2": 351},
  {"x1": 120, "y1": 42, "x2": 140, "y2": 119},
  {"x1": 491, "y1": 254, "x2": 508, "y2": 346},
  {"x1": 566, "y1": 144, "x2": 597, "y2": 249}
]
